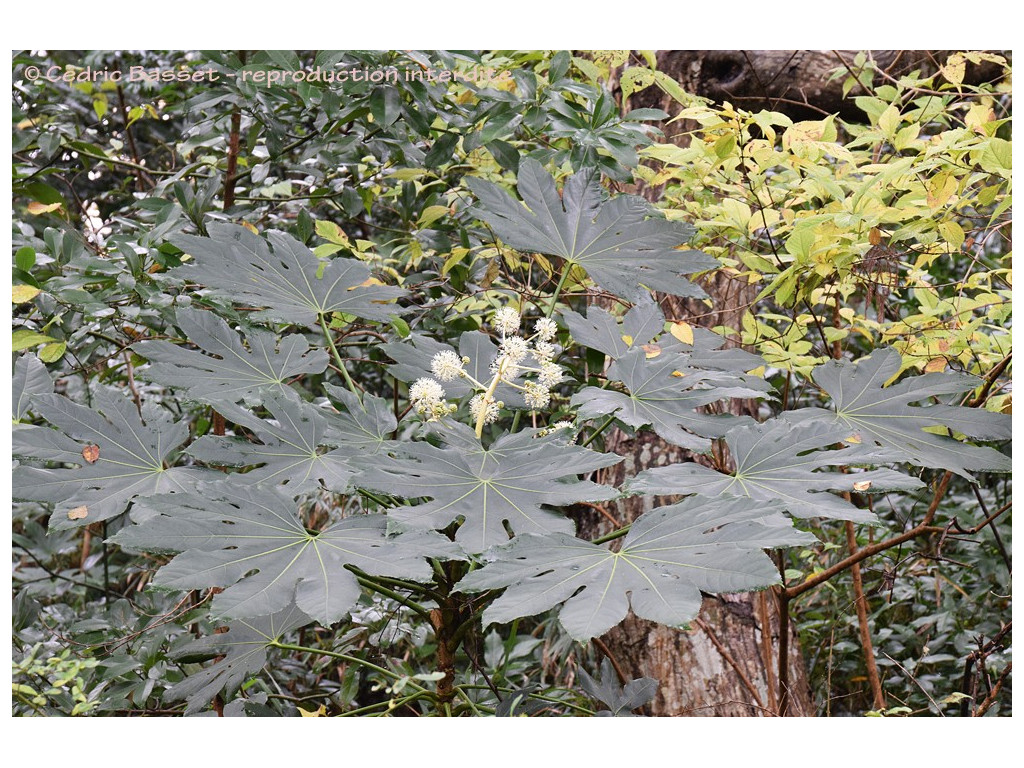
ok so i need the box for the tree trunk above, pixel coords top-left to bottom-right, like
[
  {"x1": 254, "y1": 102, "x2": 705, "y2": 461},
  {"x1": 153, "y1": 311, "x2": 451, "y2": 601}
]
[
  {"x1": 633, "y1": 50, "x2": 1007, "y2": 123},
  {"x1": 581, "y1": 421, "x2": 814, "y2": 716}
]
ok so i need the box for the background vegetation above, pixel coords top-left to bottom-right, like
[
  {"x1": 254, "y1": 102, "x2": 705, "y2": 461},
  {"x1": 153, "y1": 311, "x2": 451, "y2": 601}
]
[{"x1": 11, "y1": 49, "x2": 1011, "y2": 716}]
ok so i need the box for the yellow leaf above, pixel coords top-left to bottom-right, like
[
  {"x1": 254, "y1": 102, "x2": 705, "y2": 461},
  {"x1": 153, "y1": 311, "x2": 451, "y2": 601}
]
[
  {"x1": 67, "y1": 506, "x2": 89, "y2": 521},
  {"x1": 299, "y1": 705, "x2": 327, "y2": 717},
  {"x1": 641, "y1": 343, "x2": 661, "y2": 359},
  {"x1": 349, "y1": 277, "x2": 385, "y2": 290},
  {"x1": 240, "y1": 221, "x2": 258, "y2": 234},
  {"x1": 845, "y1": 433, "x2": 862, "y2": 444},
  {"x1": 315, "y1": 220, "x2": 351, "y2": 247},
  {"x1": 669, "y1": 321, "x2": 694, "y2": 346},
  {"x1": 924, "y1": 358, "x2": 947, "y2": 373},
  {"x1": 926, "y1": 174, "x2": 957, "y2": 209},
  {"x1": 13, "y1": 285, "x2": 41, "y2": 303},
  {"x1": 26, "y1": 201, "x2": 62, "y2": 215},
  {"x1": 621, "y1": 334, "x2": 633, "y2": 346}
]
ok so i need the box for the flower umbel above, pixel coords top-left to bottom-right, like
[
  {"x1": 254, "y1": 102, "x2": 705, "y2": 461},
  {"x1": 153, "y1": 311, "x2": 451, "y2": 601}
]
[
  {"x1": 493, "y1": 307, "x2": 521, "y2": 337},
  {"x1": 523, "y1": 381, "x2": 551, "y2": 410},
  {"x1": 410, "y1": 377, "x2": 453, "y2": 421},
  {"x1": 431, "y1": 350, "x2": 466, "y2": 382},
  {"x1": 534, "y1": 317, "x2": 557, "y2": 342},
  {"x1": 469, "y1": 394, "x2": 501, "y2": 425}
]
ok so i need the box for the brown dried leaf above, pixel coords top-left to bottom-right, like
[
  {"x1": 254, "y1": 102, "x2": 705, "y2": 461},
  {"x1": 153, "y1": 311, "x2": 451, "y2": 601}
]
[
  {"x1": 67, "y1": 506, "x2": 89, "y2": 521},
  {"x1": 82, "y1": 444, "x2": 100, "y2": 464}
]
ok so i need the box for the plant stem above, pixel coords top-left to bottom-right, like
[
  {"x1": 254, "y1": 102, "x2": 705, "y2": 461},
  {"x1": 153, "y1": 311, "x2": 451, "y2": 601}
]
[
  {"x1": 271, "y1": 641, "x2": 427, "y2": 691},
  {"x1": 319, "y1": 312, "x2": 360, "y2": 395},
  {"x1": 474, "y1": 366, "x2": 504, "y2": 438},
  {"x1": 546, "y1": 263, "x2": 571, "y2": 318},
  {"x1": 580, "y1": 415, "x2": 617, "y2": 449},
  {"x1": 353, "y1": 574, "x2": 433, "y2": 620},
  {"x1": 590, "y1": 525, "x2": 630, "y2": 545},
  {"x1": 845, "y1": 519, "x2": 886, "y2": 711}
]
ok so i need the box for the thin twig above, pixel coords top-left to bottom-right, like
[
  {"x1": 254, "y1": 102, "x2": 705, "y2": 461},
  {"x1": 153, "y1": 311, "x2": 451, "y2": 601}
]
[{"x1": 974, "y1": 662, "x2": 1011, "y2": 717}]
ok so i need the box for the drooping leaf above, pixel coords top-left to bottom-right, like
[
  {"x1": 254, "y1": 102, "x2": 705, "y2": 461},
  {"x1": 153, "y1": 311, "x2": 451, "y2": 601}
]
[
  {"x1": 629, "y1": 417, "x2": 924, "y2": 522},
  {"x1": 790, "y1": 348, "x2": 1011, "y2": 477},
  {"x1": 352, "y1": 423, "x2": 621, "y2": 554},
  {"x1": 135, "y1": 308, "x2": 328, "y2": 407},
  {"x1": 167, "y1": 602, "x2": 312, "y2": 714},
  {"x1": 12, "y1": 388, "x2": 211, "y2": 530},
  {"x1": 466, "y1": 158, "x2": 718, "y2": 301},
  {"x1": 170, "y1": 223, "x2": 406, "y2": 328},
  {"x1": 578, "y1": 658, "x2": 658, "y2": 717},
  {"x1": 114, "y1": 486, "x2": 460, "y2": 624},
  {"x1": 457, "y1": 497, "x2": 813, "y2": 641},
  {"x1": 382, "y1": 331, "x2": 527, "y2": 408},
  {"x1": 321, "y1": 384, "x2": 397, "y2": 454},
  {"x1": 187, "y1": 393, "x2": 357, "y2": 493},
  {"x1": 561, "y1": 299, "x2": 663, "y2": 360},
  {"x1": 13, "y1": 354, "x2": 52, "y2": 421},
  {"x1": 562, "y1": 299, "x2": 764, "y2": 372},
  {"x1": 571, "y1": 347, "x2": 762, "y2": 452}
]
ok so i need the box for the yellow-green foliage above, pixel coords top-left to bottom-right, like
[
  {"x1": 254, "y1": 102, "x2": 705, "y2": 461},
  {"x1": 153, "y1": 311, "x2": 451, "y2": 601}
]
[{"x1": 631, "y1": 53, "x2": 1011, "y2": 397}]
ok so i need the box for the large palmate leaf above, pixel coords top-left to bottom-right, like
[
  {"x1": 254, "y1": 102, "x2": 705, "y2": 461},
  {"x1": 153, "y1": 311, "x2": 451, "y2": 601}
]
[
  {"x1": 135, "y1": 308, "x2": 328, "y2": 407},
  {"x1": 170, "y1": 223, "x2": 406, "y2": 328},
  {"x1": 579, "y1": 658, "x2": 658, "y2": 717},
  {"x1": 457, "y1": 497, "x2": 813, "y2": 641},
  {"x1": 13, "y1": 353, "x2": 51, "y2": 421},
  {"x1": 382, "y1": 331, "x2": 527, "y2": 408},
  {"x1": 12, "y1": 387, "x2": 210, "y2": 530},
  {"x1": 321, "y1": 384, "x2": 397, "y2": 454},
  {"x1": 187, "y1": 393, "x2": 355, "y2": 492},
  {"x1": 571, "y1": 347, "x2": 762, "y2": 452},
  {"x1": 114, "y1": 486, "x2": 460, "y2": 624},
  {"x1": 630, "y1": 417, "x2": 924, "y2": 522},
  {"x1": 352, "y1": 423, "x2": 621, "y2": 554},
  {"x1": 562, "y1": 299, "x2": 764, "y2": 371},
  {"x1": 167, "y1": 603, "x2": 311, "y2": 714},
  {"x1": 790, "y1": 348, "x2": 1011, "y2": 478},
  {"x1": 561, "y1": 300, "x2": 664, "y2": 360},
  {"x1": 467, "y1": 158, "x2": 718, "y2": 300}
]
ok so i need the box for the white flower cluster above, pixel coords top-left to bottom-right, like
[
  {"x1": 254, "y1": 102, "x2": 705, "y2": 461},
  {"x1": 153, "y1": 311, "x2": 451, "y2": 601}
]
[
  {"x1": 536, "y1": 420, "x2": 577, "y2": 442},
  {"x1": 418, "y1": 305, "x2": 571, "y2": 436},
  {"x1": 493, "y1": 307, "x2": 521, "y2": 337},
  {"x1": 469, "y1": 393, "x2": 501, "y2": 425},
  {"x1": 430, "y1": 349, "x2": 466, "y2": 382},
  {"x1": 409, "y1": 377, "x2": 455, "y2": 421}
]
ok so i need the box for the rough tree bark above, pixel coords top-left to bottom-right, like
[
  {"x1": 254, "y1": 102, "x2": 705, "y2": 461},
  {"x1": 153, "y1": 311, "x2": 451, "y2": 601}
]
[
  {"x1": 578, "y1": 282, "x2": 814, "y2": 717},
  {"x1": 642, "y1": 50, "x2": 1006, "y2": 123}
]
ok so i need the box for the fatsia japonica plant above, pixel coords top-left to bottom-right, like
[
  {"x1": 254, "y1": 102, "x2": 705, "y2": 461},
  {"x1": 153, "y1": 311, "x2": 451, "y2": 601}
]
[{"x1": 13, "y1": 155, "x2": 1010, "y2": 717}]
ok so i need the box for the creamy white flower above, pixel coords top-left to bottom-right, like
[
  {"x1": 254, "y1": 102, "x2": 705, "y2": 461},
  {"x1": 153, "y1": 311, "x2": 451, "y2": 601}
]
[
  {"x1": 489, "y1": 355, "x2": 521, "y2": 382},
  {"x1": 538, "y1": 362, "x2": 563, "y2": 387},
  {"x1": 410, "y1": 378, "x2": 450, "y2": 421},
  {"x1": 431, "y1": 350, "x2": 465, "y2": 382},
  {"x1": 523, "y1": 381, "x2": 551, "y2": 410},
  {"x1": 469, "y1": 393, "x2": 500, "y2": 425},
  {"x1": 534, "y1": 317, "x2": 557, "y2": 342},
  {"x1": 531, "y1": 340, "x2": 555, "y2": 363},
  {"x1": 493, "y1": 307, "x2": 521, "y2": 336},
  {"x1": 410, "y1": 377, "x2": 445, "y2": 405},
  {"x1": 499, "y1": 335, "x2": 529, "y2": 363},
  {"x1": 536, "y1": 420, "x2": 576, "y2": 440}
]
